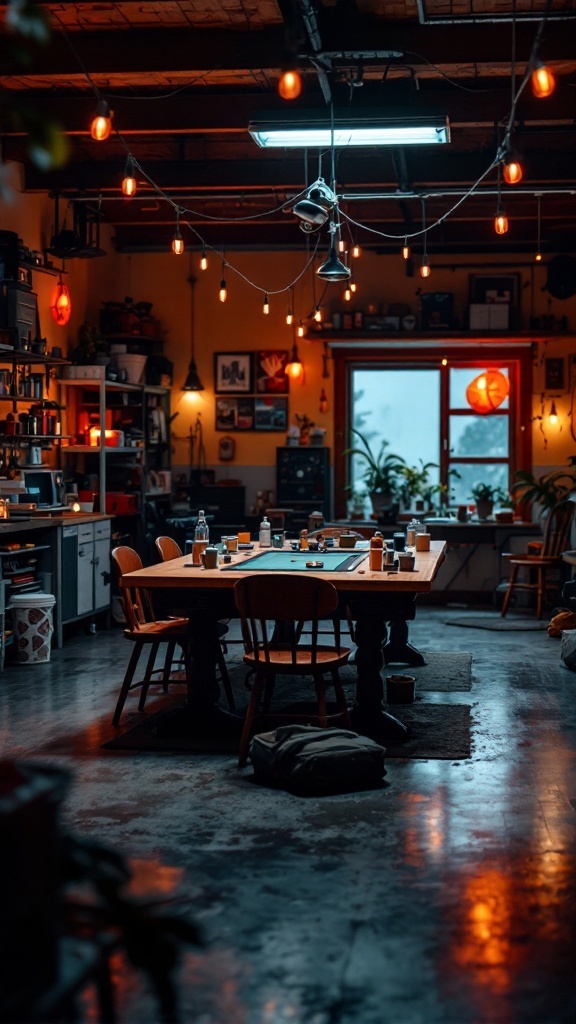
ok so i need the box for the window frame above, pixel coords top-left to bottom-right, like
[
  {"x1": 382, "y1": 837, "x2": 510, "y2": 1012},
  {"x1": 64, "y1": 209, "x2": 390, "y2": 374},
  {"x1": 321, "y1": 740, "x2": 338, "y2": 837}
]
[{"x1": 333, "y1": 343, "x2": 533, "y2": 519}]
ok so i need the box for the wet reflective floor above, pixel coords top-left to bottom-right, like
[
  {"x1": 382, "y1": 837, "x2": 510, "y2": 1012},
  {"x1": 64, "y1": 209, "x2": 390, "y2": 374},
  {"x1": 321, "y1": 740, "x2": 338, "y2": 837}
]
[{"x1": 2, "y1": 608, "x2": 576, "y2": 1024}]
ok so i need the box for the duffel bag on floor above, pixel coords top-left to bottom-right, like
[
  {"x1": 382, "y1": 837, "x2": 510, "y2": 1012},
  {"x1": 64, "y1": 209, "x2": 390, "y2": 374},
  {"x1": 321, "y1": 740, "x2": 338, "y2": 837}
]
[{"x1": 249, "y1": 724, "x2": 387, "y2": 794}]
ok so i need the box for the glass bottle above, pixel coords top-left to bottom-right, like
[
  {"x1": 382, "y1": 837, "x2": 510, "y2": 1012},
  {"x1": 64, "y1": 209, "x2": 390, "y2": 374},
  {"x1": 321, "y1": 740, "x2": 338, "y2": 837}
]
[
  {"x1": 194, "y1": 509, "x2": 209, "y2": 543},
  {"x1": 259, "y1": 515, "x2": 271, "y2": 548}
]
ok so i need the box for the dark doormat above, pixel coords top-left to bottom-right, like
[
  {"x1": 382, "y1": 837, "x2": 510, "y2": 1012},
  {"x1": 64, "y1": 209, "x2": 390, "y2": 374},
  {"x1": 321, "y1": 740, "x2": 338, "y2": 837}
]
[
  {"x1": 446, "y1": 615, "x2": 548, "y2": 631},
  {"x1": 103, "y1": 702, "x2": 472, "y2": 760}
]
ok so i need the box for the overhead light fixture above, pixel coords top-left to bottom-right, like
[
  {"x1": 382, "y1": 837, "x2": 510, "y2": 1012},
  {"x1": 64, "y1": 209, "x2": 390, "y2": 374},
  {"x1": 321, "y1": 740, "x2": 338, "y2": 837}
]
[
  {"x1": 549, "y1": 400, "x2": 559, "y2": 425},
  {"x1": 317, "y1": 221, "x2": 351, "y2": 282},
  {"x1": 293, "y1": 178, "x2": 336, "y2": 232},
  {"x1": 502, "y1": 148, "x2": 523, "y2": 185},
  {"x1": 171, "y1": 210, "x2": 184, "y2": 255},
  {"x1": 278, "y1": 68, "x2": 302, "y2": 101},
  {"x1": 182, "y1": 270, "x2": 204, "y2": 392},
  {"x1": 285, "y1": 343, "x2": 304, "y2": 383},
  {"x1": 494, "y1": 201, "x2": 508, "y2": 235},
  {"x1": 121, "y1": 156, "x2": 137, "y2": 197},
  {"x1": 531, "y1": 55, "x2": 556, "y2": 98},
  {"x1": 50, "y1": 275, "x2": 72, "y2": 326},
  {"x1": 90, "y1": 99, "x2": 112, "y2": 141},
  {"x1": 249, "y1": 109, "x2": 450, "y2": 148}
]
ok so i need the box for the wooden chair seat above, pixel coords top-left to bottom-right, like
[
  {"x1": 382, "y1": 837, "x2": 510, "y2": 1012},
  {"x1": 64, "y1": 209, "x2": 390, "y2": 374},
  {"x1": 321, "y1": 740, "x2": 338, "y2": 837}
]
[
  {"x1": 111, "y1": 545, "x2": 195, "y2": 727},
  {"x1": 501, "y1": 500, "x2": 575, "y2": 620},
  {"x1": 234, "y1": 573, "x2": 351, "y2": 766}
]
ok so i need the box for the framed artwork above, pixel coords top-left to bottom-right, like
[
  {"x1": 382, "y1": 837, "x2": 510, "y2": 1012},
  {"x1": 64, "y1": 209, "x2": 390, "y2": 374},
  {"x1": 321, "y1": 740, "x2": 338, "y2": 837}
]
[
  {"x1": 215, "y1": 397, "x2": 254, "y2": 431},
  {"x1": 256, "y1": 350, "x2": 289, "y2": 393},
  {"x1": 545, "y1": 356, "x2": 565, "y2": 391},
  {"x1": 214, "y1": 352, "x2": 253, "y2": 393},
  {"x1": 469, "y1": 273, "x2": 521, "y2": 309},
  {"x1": 254, "y1": 396, "x2": 288, "y2": 432}
]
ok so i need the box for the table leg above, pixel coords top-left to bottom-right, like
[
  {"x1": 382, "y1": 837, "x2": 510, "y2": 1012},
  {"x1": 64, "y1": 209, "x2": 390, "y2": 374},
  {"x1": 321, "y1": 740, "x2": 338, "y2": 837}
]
[
  {"x1": 384, "y1": 619, "x2": 427, "y2": 666},
  {"x1": 349, "y1": 611, "x2": 410, "y2": 744}
]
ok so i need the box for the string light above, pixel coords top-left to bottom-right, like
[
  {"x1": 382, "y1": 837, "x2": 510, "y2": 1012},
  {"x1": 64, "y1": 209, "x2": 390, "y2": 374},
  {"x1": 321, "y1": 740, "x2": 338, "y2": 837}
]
[
  {"x1": 297, "y1": 320, "x2": 306, "y2": 338},
  {"x1": 503, "y1": 149, "x2": 523, "y2": 185},
  {"x1": 285, "y1": 342, "x2": 304, "y2": 382},
  {"x1": 121, "y1": 156, "x2": 137, "y2": 196},
  {"x1": 494, "y1": 201, "x2": 509, "y2": 235},
  {"x1": 549, "y1": 400, "x2": 558, "y2": 425},
  {"x1": 338, "y1": 238, "x2": 347, "y2": 254},
  {"x1": 419, "y1": 200, "x2": 430, "y2": 277},
  {"x1": 441, "y1": 357, "x2": 448, "y2": 366},
  {"x1": 200, "y1": 246, "x2": 208, "y2": 270},
  {"x1": 171, "y1": 210, "x2": 184, "y2": 254},
  {"x1": 420, "y1": 259, "x2": 431, "y2": 279},
  {"x1": 350, "y1": 279, "x2": 357, "y2": 293},
  {"x1": 278, "y1": 68, "x2": 302, "y2": 100},
  {"x1": 402, "y1": 238, "x2": 411, "y2": 260},
  {"x1": 531, "y1": 57, "x2": 556, "y2": 98},
  {"x1": 90, "y1": 99, "x2": 112, "y2": 141},
  {"x1": 352, "y1": 244, "x2": 361, "y2": 259},
  {"x1": 219, "y1": 262, "x2": 227, "y2": 303},
  {"x1": 50, "y1": 275, "x2": 72, "y2": 325},
  {"x1": 314, "y1": 305, "x2": 322, "y2": 322},
  {"x1": 535, "y1": 194, "x2": 543, "y2": 261},
  {"x1": 263, "y1": 292, "x2": 270, "y2": 315},
  {"x1": 344, "y1": 284, "x2": 352, "y2": 301}
]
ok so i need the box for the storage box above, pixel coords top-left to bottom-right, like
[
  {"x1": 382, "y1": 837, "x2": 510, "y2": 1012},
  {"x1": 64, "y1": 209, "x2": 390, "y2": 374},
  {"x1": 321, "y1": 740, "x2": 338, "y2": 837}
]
[
  {"x1": 105, "y1": 493, "x2": 139, "y2": 515},
  {"x1": 62, "y1": 365, "x2": 107, "y2": 380},
  {"x1": 469, "y1": 304, "x2": 510, "y2": 330}
]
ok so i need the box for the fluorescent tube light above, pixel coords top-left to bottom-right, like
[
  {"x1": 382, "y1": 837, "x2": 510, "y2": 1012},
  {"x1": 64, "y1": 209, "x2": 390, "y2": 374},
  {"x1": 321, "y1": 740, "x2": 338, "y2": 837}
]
[{"x1": 249, "y1": 110, "x2": 450, "y2": 148}]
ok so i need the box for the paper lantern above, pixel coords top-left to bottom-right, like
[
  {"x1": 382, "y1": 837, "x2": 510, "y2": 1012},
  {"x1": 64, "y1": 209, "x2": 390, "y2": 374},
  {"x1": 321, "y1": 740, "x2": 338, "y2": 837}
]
[
  {"x1": 50, "y1": 280, "x2": 72, "y2": 326},
  {"x1": 466, "y1": 370, "x2": 510, "y2": 414}
]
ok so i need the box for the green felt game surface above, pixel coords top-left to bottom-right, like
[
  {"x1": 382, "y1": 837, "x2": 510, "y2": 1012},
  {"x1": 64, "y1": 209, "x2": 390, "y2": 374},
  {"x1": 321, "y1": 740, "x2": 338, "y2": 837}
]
[{"x1": 224, "y1": 549, "x2": 368, "y2": 572}]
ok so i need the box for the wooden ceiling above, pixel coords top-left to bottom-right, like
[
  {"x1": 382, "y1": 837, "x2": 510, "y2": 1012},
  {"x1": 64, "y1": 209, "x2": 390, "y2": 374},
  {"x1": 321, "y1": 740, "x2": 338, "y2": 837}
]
[{"x1": 2, "y1": 0, "x2": 575, "y2": 256}]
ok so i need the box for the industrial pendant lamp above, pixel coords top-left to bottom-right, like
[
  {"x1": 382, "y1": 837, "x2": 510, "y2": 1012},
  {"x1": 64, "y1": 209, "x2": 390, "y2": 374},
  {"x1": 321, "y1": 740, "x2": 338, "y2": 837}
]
[
  {"x1": 182, "y1": 269, "x2": 204, "y2": 392},
  {"x1": 50, "y1": 274, "x2": 72, "y2": 326}
]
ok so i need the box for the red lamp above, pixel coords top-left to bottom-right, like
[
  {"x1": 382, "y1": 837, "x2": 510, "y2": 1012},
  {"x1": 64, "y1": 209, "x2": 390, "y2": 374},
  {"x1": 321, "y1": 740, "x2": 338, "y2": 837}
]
[
  {"x1": 466, "y1": 370, "x2": 510, "y2": 414},
  {"x1": 50, "y1": 278, "x2": 72, "y2": 326}
]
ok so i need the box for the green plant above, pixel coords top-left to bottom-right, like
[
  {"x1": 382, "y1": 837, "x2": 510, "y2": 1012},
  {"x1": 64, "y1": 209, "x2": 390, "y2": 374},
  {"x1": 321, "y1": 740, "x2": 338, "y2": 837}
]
[
  {"x1": 343, "y1": 428, "x2": 406, "y2": 496},
  {"x1": 399, "y1": 459, "x2": 439, "y2": 506},
  {"x1": 471, "y1": 482, "x2": 510, "y2": 504},
  {"x1": 77, "y1": 322, "x2": 110, "y2": 362},
  {"x1": 511, "y1": 466, "x2": 576, "y2": 511}
]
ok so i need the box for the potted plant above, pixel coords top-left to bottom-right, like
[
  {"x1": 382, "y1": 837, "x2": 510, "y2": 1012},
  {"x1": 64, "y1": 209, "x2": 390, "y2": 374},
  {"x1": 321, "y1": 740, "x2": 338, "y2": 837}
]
[
  {"x1": 511, "y1": 465, "x2": 576, "y2": 516},
  {"x1": 74, "y1": 322, "x2": 110, "y2": 365},
  {"x1": 471, "y1": 482, "x2": 510, "y2": 521},
  {"x1": 399, "y1": 459, "x2": 439, "y2": 510},
  {"x1": 343, "y1": 428, "x2": 406, "y2": 516}
]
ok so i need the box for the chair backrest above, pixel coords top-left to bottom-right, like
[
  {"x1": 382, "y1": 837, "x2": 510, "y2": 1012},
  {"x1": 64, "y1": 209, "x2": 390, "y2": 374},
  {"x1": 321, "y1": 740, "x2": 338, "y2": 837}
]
[
  {"x1": 233, "y1": 572, "x2": 342, "y2": 668},
  {"x1": 155, "y1": 535, "x2": 183, "y2": 562},
  {"x1": 111, "y1": 545, "x2": 154, "y2": 631},
  {"x1": 542, "y1": 500, "x2": 576, "y2": 557}
]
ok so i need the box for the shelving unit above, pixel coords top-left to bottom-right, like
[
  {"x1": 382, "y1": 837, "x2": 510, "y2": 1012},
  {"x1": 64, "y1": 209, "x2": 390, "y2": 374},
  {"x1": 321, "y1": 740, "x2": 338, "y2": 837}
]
[{"x1": 58, "y1": 376, "x2": 171, "y2": 544}]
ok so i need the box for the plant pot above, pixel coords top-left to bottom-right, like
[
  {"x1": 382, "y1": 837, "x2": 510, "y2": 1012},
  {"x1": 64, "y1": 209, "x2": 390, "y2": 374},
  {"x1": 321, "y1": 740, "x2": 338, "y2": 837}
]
[
  {"x1": 476, "y1": 499, "x2": 494, "y2": 521},
  {"x1": 386, "y1": 674, "x2": 416, "y2": 704}
]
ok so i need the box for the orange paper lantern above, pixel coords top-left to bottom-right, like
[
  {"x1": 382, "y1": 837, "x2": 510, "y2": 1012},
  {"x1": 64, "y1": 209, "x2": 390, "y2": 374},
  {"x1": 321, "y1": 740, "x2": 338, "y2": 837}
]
[
  {"x1": 466, "y1": 370, "x2": 510, "y2": 414},
  {"x1": 50, "y1": 280, "x2": 72, "y2": 326}
]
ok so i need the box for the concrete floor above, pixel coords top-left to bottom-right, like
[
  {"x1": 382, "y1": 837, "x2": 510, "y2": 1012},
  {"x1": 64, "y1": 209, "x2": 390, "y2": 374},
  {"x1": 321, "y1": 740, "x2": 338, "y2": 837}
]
[{"x1": 2, "y1": 607, "x2": 576, "y2": 1024}]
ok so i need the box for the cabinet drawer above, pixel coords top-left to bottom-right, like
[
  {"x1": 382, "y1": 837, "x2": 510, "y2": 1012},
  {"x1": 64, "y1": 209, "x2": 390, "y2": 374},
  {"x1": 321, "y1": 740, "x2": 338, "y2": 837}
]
[
  {"x1": 94, "y1": 520, "x2": 111, "y2": 541},
  {"x1": 78, "y1": 523, "x2": 94, "y2": 544}
]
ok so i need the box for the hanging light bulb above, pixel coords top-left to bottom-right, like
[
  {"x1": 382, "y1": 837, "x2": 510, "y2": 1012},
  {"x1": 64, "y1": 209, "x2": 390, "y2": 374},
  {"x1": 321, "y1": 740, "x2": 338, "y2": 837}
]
[
  {"x1": 549, "y1": 400, "x2": 559, "y2": 425},
  {"x1": 171, "y1": 210, "x2": 184, "y2": 255},
  {"x1": 50, "y1": 275, "x2": 72, "y2": 326},
  {"x1": 263, "y1": 292, "x2": 270, "y2": 315},
  {"x1": 344, "y1": 285, "x2": 352, "y2": 302},
  {"x1": 90, "y1": 99, "x2": 112, "y2": 141},
  {"x1": 402, "y1": 237, "x2": 411, "y2": 260},
  {"x1": 502, "y1": 150, "x2": 523, "y2": 185},
  {"x1": 121, "y1": 156, "x2": 137, "y2": 196},
  {"x1": 494, "y1": 201, "x2": 509, "y2": 235},
  {"x1": 535, "y1": 194, "x2": 543, "y2": 262},
  {"x1": 219, "y1": 263, "x2": 227, "y2": 303},
  {"x1": 297, "y1": 320, "x2": 306, "y2": 338},
  {"x1": 278, "y1": 68, "x2": 302, "y2": 100},
  {"x1": 285, "y1": 342, "x2": 304, "y2": 382},
  {"x1": 531, "y1": 56, "x2": 556, "y2": 98},
  {"x1": 314, "y1": 305, "x2": 322, "y2": 323},
  {"x1": 350, "y1": 279, "x2": 357, "y2": 293},
  {"x1": 338, "y1": 238, "x2": 347, "y2": 254},
  {"x1": 352, "y1": 244, "x2": 361, "y2": 259},
  {"x1": 319, "y1": 387, "x2": 329, "y2": 413},
  {"x1": 441, "y1": 357, "x2": 448, "y2": 367},
  {"x1": 285, "y1": 307, "x2": 294, "y2": 326},
  {"x1": 419, "y1": 201, "x2": 430, "y2": 277},
  {"x1": 200, "y1": 246, "x2": 208, "y2": 271},
  {"x1": 420, "y1": 255, "x2": 431, "y2": 278}
]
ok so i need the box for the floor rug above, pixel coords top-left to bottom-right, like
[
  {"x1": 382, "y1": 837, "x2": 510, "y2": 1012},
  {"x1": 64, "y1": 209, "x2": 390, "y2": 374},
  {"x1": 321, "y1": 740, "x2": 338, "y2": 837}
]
[
  {"x1": 103, "y1": 702, "x2": 473, "y2": 760},
  {"x1": 446, "y1": 615, "x2": 548, "y2": 631}
]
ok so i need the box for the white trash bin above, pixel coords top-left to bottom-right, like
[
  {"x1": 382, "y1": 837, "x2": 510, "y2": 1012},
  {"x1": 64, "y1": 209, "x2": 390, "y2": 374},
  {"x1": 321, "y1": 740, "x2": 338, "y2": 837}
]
[{"x1": 11, "y1": 593, "x2": 56, "y2": 664}]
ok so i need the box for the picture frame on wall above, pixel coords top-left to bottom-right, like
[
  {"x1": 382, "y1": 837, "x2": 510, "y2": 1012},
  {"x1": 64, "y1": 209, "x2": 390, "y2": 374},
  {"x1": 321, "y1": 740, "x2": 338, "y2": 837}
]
[
  {"x1": 214, "y1": 352, "x2": 253, "y2": 393},
  {"x1": 215, "y1": 397, "x2": 254, "y2": 431},
  {"x1": 254, "y1": 396, "x2": 288, "y2": 431},
  {"x1": 469, "y1": 273, "x2": 521, "y2": 309},
  {"x1": 255, "y1": 350, "x2": 289, "y2": 393},
  {"x1": 544, "y1": 356, "x2": 565, "y2": 391}
]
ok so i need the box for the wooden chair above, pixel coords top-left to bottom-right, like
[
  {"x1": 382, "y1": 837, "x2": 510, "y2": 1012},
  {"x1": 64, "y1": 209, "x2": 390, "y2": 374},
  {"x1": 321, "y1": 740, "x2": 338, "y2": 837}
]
[
  {"x1": 501, "y1": 500, "x2": 576, "y2": 619},
  {"x1": 233, "y1": 573, "x2": 351, "y2": 766},
  {"x1": 154, "y1": 535, "x2": 236, "y2": 711},
  {"x1": 111, "y1": 545, "x2": 194, "y2": 726}
]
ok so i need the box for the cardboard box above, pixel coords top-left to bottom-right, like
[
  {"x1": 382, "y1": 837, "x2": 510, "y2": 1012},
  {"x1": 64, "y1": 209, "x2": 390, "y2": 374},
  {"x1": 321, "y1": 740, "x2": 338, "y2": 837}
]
[{"x1": 62, "y1": 365, "x2": 106, "y2": 380}]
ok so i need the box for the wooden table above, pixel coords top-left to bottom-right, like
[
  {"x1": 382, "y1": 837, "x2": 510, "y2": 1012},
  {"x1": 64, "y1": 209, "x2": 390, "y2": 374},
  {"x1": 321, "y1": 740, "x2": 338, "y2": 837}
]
[{"x1": 121, "y1": 540, "x2": 446, "y2": 743}]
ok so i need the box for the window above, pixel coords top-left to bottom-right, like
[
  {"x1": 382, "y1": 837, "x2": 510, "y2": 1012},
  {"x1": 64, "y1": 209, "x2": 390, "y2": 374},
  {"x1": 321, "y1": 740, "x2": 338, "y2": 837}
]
[{"x1": 334, "y1": 346, "x2": 532, "y2": 519}]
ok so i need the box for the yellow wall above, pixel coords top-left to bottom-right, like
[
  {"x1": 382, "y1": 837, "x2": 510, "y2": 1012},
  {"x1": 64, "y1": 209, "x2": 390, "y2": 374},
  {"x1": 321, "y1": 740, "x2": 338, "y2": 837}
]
[{"x1": 2, "y1": 164, "x2": 576, "y2": 475}]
